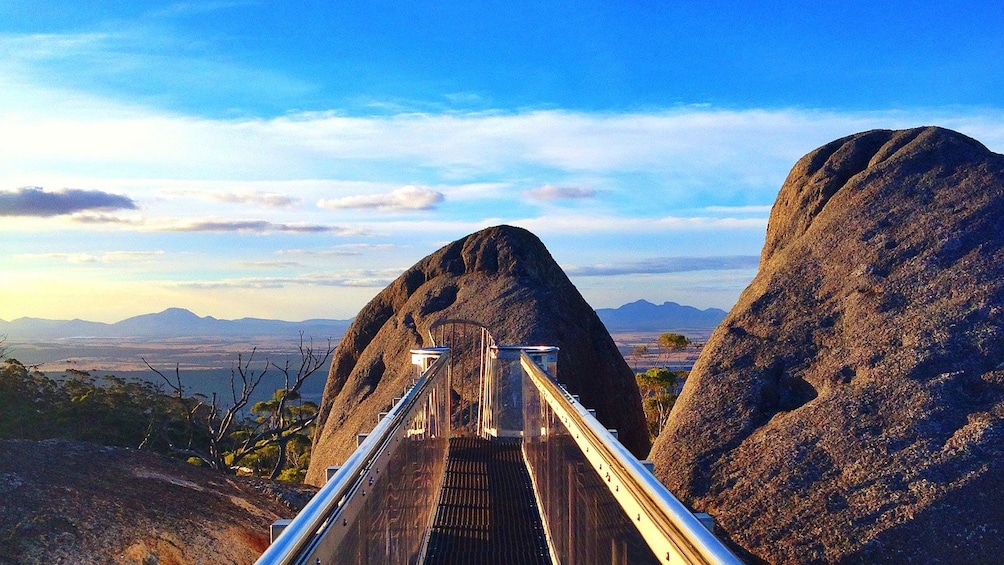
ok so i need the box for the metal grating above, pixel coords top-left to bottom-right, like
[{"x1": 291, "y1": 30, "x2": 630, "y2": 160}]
[{"x1": 424, "y1": 437, "x2": 551, "y2": 564}]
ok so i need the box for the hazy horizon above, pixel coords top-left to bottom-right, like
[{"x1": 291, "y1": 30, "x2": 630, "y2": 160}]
[
  {"x1": 2, "y1": 1, "x2": 1002, "y2": 323},
  {"x1": 0, "y1": 296, "x2": 727, "y2": 325}
]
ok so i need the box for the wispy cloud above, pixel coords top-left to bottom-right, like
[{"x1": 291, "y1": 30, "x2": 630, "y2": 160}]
[
  {"x1": 331, "y1": 212, "x2": 767, "y2": 238},
  {"x1": 523, "y1": 184, "x2": 596, "y2": 201},
  {"x1": 71, "y1": 214, "x2": 142, "y2": 225},
  {"x1": 162, "y1": 219, "x2": 366, "y2": 234},
  {"x1": 565, "y1": 255, "x2": 761, "y2": 276},
  {"x1": 0, "y1": 187, "x2": 137, "y2": 217},
  {"x1": 444, "y1": 92, "x2": 490, "y2": 106},
  {"x1": 14, "y1": 252, "x2": 100, "y2": 264},
  {"x1": 276, "y1": 243, "x2": 397, "y2": 257},
  {"x1": 0, "y1": 28, "x2": 315, "y2": 117},
  {"x1": 513, "y1": 214, "x2": 768, "y2": 235},
  {"x1": 4, "y1": 97, "x2": 1004, "y2": 206},
  {"x1": 65, "y1": 214, "x2": 366, "y2": 234},
  {"x1": 14, "y1": 250, "x2": 164, "y2": 264},
  {"x1": 172, "y1": 269, "x2": 401, "y2": 289},
  {"x1": 236, "y1": 260, "x2": 303, "y2": 269},
  {"x1": 101, "y1": 250, "x2": 166, "y2": 262},
  {"x1": 704, "y1": 205, "x2": 773, "y2": 214},
  {"x1": 149, "y1": 1, "x2": 262, "y2": 17},
  {"x1": 165, "y1": 188, "x2": 300, "y2": 208},
  {"x1": 318, "y1": 185, "x2": 445, "y2": 211}
]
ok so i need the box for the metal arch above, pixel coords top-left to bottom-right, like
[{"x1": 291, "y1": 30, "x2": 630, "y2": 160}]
[
  {"x1": 426, "y1": 318, "x2": 497, "y2": 347},
  {"x1": 427, "y1": 318, "x2": 499, "y2": 438}
]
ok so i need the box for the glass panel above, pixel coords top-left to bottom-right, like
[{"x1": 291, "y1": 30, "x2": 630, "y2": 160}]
[
  {"x1": 487, "y1": 347, "x2": 526, "y2": 437},
  {"x1": 430, "y1": 322, "x2": 489, "y2": 436},
  {"x1": 520, "y1": 355, "x2": 661, "y2": 565},
  {"x1": 300, "y1": 356, "x2": 451, "y2": 564}
]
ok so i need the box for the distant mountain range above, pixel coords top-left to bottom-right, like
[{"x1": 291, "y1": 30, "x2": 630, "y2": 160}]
[
  {"x1": 1, "y1": 300, "x2": 728, "y2": 341},
  {"x1": 594, "y1": 300, "x2": 727, "y2": 332},
  {"x1": 0, "y1": 308, "x2": 353, "y2": 341}
]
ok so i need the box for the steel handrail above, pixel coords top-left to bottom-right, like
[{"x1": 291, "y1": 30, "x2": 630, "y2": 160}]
[
  {"x1": 520, "y1": 352, "x2": 741, "y2": 565},
  {"x1": 256, "y1": 352, "x2": 451, "y2": 565}
]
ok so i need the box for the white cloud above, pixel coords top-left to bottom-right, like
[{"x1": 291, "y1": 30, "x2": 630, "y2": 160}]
[
  {"x1": 523, "y1": 184, "x2": 596, "y2": 201},
  {"x1": 276, "y1": 243, "x2": 397, "y2": 257},
  {"x1": 564, "y1": 255, "x2": 761, "y2": 276},
  {"x1": 14, "y1": 250, "x2": 164, "y2": 264},
  {"x1": 14, "y1": 252, "x2": 99, "y2": 264},
  {"x1": 170, "y1": 269, "x2": 402, "y2": 289},
  {"x1": 317, "y1": 185, "x2": 445, "y2": 211},
  {"x1": 56, "y1": 213, "x2": 371, "y2": 235},
  {"x1": 703, "y1": 205, "x2": 773, "y2": 214},
  {"x1": 164, "y1": 188, "x2": 299, "y2": 208},
  {"x1": 101, "y1": 250, "x2": 166, "y2": 262},
  {"x1": 159, "y1": 218, "x2": 367, "y2": 234},
  {"x1": 4, "y1": 82, "x2": 1004, "y2": 208},
  {"x1": 327, "y1": 211, "x2": 767, "y2": 240},
  {"x1": 4, "y1": 26, "x2": 1004, "y2": 196},
  {"x1": 236, "y1": 260, "x2": 303, "y2": 269},
  {"x1": 511, "y1": 213, "x2": 768, "y2": 235}
]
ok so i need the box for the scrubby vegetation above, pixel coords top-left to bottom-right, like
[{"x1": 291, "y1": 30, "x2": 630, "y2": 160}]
[
  {"x1": 632, "y1": 332, "x2": 695, "y2": 441},
  {"x1": 0, "y1": 336, "x2": 331, "y2": 484},
  {"x1": 0, "y1": 357, "x2": 198, "y2": 448},
  {"x1": 636, "y1": 367, "x2": 682, "y2": 442}
]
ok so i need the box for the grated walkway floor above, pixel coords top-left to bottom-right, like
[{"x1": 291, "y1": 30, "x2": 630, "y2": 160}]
[{"x1": 423, "y1": 437, "x2": 551, "y2": 565}]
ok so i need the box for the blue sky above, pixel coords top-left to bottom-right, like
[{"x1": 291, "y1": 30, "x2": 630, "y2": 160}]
[{"x1": 1, "y1": 1, "x2": 1002, "y2": 322}]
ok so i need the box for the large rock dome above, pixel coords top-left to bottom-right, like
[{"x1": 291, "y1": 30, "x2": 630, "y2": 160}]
[
  {"x1": 650, "y1": 127, "x2": 1004, "y2": 563},
  {"x1": 306, "y1": 225, "x2": 649, "y2": 485}
]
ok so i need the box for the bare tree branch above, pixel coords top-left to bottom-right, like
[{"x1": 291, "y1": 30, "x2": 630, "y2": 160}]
[{"x1": 143, "y1": 336, "x2": 335, "y2": 478}]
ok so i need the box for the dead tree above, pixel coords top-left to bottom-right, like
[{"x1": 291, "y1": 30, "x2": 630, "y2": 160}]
[{"x1": 144, "y1": 333, "x2": 335, "y2": 477}]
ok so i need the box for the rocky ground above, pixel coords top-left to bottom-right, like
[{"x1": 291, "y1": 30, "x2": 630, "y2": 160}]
[{"x1": 0, "y1": 439, "x2": 315, "y2": 564}]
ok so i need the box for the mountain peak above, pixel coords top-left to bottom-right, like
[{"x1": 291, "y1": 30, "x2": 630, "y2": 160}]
[
  {"x1": 0, "y1": 309, "x2": 351, "y2": 340},
  {"x1": 155, "y1": 307, "x2": 200, "y2": 318},
  {"x1": 595, "y1": 300, "x2": 726, "y2": 331}
]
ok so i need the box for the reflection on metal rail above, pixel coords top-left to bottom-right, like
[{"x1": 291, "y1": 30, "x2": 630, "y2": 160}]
[
  {"x1": 256, "y1": 349, "x2": 451, "y2": 565},
  {"x1": 518, "y1": 349, "x2": 740, "y2": 565}
]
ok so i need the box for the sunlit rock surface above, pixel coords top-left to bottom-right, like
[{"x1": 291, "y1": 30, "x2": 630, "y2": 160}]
[
  {"x1": 0, "y1": 439, "x2": 313, "y2": 564},
  {"x1": 650, "y1": 127, "x2": 1004, "y2": 564},
  {"x1": 307, "y1": 225, "x2": 649, "y2": 485}
]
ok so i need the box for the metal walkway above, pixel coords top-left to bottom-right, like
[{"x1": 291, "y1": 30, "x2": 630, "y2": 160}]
[
  {"x1": 424, "y1": 437, "x2": 549, "y2": 564},
  {"x1": 257, "y1": 342, "x2": 742, "y2": 565}
]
